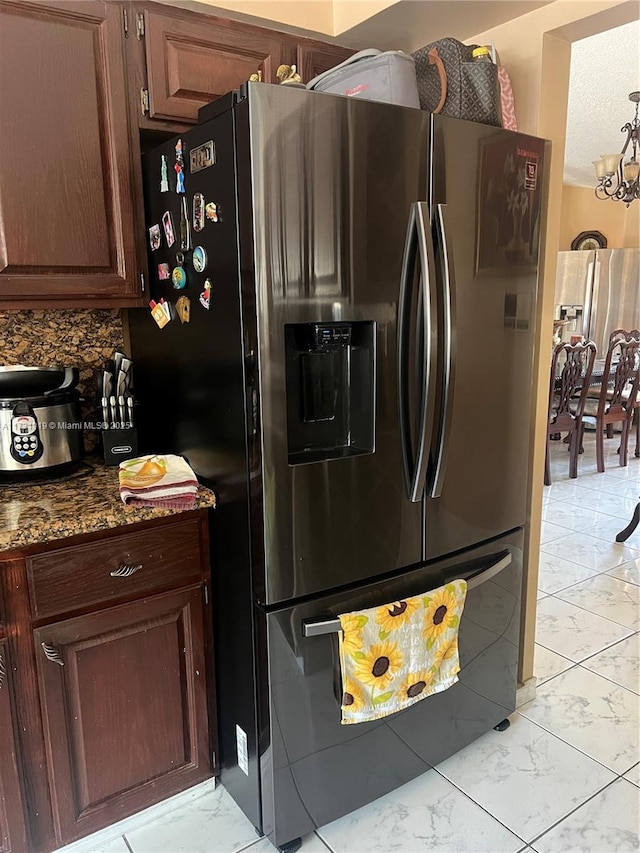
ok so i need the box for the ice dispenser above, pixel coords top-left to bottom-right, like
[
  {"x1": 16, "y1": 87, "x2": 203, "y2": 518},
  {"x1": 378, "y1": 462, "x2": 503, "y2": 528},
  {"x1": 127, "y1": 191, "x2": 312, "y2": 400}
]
[{"x1": 285, "y1": 322, "x2": 375, "y2": 465}]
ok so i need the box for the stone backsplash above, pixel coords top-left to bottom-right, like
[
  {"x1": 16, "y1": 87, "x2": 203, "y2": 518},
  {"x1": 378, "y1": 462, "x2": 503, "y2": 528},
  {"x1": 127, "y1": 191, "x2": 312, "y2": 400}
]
[{"x1": 0, "y1": 309, "x2": 125, "y2": 452}]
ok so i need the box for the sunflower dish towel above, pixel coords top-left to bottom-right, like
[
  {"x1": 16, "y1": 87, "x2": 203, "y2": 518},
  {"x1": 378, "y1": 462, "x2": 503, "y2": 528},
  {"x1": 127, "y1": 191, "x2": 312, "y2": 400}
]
[
  {"x1": 118, "y1": 454, "x2": 198, "y2": 510},
  {"x1": 338, "y1": 580, "x2": 467, "y2": 725}
]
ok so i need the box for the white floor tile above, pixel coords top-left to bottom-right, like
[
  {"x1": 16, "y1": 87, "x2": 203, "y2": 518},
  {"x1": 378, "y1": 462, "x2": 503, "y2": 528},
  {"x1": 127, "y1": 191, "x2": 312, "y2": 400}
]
[
  {"x1": 534, "y1": 644, "x2": 574, "y2": 685},
  {"x1": 624, "y1": 763, "x2": 640, "y2": 787},
  {"x1": 541, "y1": 501, "x2": 607, "y2": 533},
  {"x1": 556, "y1": 574, "x2": 640, "y2": 630},
  {"x1": 566, "y1": 490, "x2": 640, "y2": 519},
  {"x1": 435, "y1": 714, "x2": 615, "y2": 843},
  {"x1": 540, "y1": 521, "x2": 573, "y2": 545},
  {"x1": 581, "y1": 634, "x2": 640, "y2": 694},
  {"x1": 535, "y1": 596, "x2": 634, "y2": 663},
  {"x1": 537, "y1": 591, "x2": 548, "y2": 601},
  {"x1": 608, "y1": 557, "x2": 640, "y2": 585},
  {"x1": 124, "y1": 784, "x2": 258, "y2": 853},
  {"x1": 540, "y1": 531, "x2": 639, "y2": 573},
  {"x1": 536, "y1": 552, "x2": 601, "y2": 595},
  {"x1": 582, "y1": 512, "x2": 635, "y2": 543},
  {"x1": 519, "y1": 666, "x2": 640, "y2": 774},
  {"x1": 53, "y1": 837, "x2": 129, "y2": 853},
  {"x1": 597, "y1": 476, "x2": 640, "y2": 501},
  {"x1": 316, "y1": 768, "x2": 524, "y2": 853},
  {"x1": 531, "y1": 778, "x2": 640, "y2": 853},
  {"x1": 541, "y1": 482, "x2": 596, "y2": 502}
]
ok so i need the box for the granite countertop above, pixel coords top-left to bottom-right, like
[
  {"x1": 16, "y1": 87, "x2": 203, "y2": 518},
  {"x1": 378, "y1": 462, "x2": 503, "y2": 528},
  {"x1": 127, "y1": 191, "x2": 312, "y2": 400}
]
[{"x1": 0, "y1": 461, "x2": 216, "y2": 553}]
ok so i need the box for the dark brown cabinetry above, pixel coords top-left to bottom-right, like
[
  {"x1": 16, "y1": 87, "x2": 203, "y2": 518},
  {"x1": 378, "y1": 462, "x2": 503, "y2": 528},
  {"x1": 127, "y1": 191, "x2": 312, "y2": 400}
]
[
  {"x1": 0, "y1": 511, "x2": 214, "y2": 852},
  {"x1": 126, "y1": 2, "x2": 354, "y2": 128},
  {"x1": 0, "y1": 0, "x2": 141, "y2": 306},
  {"x1": 295, "y1": 40, "x2": 355, "y2": 85},
  {"x1": 34, "y1": 585, "x2": 210, "y2": 842},
  {"x1": 136, "y1": 4, "x2": 290, "y2": 124},
  {"x1": 0, "y1": 639, "x2": 28, "y2": 853}
]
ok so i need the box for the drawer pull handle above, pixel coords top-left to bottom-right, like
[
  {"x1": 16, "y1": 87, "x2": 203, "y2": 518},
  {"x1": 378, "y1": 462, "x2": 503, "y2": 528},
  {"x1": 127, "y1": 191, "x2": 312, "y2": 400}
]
[
  {"x1": 41, "y1": 643, "x2": 64, "y2": 667},
  {"x1": 0, "y1": 651, "x2": 6, "y2": 689},
  {"x1": 110, "y1": 564, "x2": 143, "y2": 578}
]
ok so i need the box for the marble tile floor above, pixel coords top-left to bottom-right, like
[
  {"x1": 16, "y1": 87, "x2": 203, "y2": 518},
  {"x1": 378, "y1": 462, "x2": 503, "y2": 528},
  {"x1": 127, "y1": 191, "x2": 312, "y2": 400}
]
[{"x1": 55, "y1": 432, "x2": 640, "y2": 853}]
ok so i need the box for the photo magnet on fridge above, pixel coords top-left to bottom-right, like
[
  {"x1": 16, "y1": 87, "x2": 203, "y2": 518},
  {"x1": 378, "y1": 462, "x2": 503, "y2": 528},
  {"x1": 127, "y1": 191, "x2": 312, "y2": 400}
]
[
  {"x1": 162, "y1": 211, "x2": 176, "y2": 247},
  {"x1": 148, "y1": 224, "x2": 161, "y2": 251},
  {"x1": 157, "y1": 263, "x2": 170, "y2": 280}
]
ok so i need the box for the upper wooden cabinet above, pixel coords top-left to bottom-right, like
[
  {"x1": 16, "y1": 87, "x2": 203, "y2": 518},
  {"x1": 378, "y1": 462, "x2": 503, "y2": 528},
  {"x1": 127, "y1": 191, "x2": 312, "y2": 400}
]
[
  {"x1": 126, "y1": 2, "x2": 354, "y2": 128},
  {"x1": 295, "y1": 40, "x2": 355, "y2": 85},
  {"x1": 133, "y1": 3, "x2": 291, "y2": 124},
  {"x1": 0, "y1": 0, "x2": 141, "y2": 305}
]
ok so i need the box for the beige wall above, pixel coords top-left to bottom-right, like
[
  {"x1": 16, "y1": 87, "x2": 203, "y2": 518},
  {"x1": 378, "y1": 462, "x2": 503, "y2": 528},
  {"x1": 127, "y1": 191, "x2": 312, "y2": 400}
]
[
  {"x1": 469, "y1": 0, "x2": 636, "y2": 686},
  {"x1": 188, "y1": 0, "x2": 400, "y2": 36},
  {"x1": 559, "y1": 185, "x2": 640, "y2": 249}
]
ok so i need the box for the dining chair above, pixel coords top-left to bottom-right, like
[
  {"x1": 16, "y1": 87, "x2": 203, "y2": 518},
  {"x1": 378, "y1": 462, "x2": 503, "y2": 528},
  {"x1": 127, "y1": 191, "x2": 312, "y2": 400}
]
[
  {"x1": 603, "y1": 329, "x2": 640, "y2": 456},
  {"x1": 580, "y1": 333, "x2": 640, "y2": 472},
  {"x1": 545, "y1": 340, "x2": 597, "y2": 485}
]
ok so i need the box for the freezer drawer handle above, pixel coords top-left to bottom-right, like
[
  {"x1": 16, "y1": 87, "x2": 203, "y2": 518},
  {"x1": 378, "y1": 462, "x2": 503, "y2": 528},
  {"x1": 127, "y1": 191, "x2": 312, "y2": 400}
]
[
  {"x1": 466, "y1": 552, "x2": 511, "y2": 590},
  {"x1": 302, "y1": 617, "x2": 342, "y2": 637},
  {"x1": 301, "y1": 553, "x2": 511, "y2": 638}
]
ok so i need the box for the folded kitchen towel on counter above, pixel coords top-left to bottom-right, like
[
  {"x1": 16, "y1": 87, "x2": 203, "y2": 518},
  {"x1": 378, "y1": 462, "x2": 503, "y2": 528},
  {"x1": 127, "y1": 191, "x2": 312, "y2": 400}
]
[
  {"x1": 338, "y1": 579, "x2": 467, "y2": 725},
  {"x1": 118, "y1": 454, "x2": 198, "y2": 510}
]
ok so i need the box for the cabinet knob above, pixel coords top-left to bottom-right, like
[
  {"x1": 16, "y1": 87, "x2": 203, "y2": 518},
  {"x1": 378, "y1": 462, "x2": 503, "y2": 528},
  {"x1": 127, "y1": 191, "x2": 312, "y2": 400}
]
[
  {"x1": 0, "y1": 651, "x2": 5, "y2": 689},
  {"x1": 41, "y1": 643, "x2": 64, "y2": 666},
  {"x1": 110, "y1": 563, "x2": 143, "y2": 578}
]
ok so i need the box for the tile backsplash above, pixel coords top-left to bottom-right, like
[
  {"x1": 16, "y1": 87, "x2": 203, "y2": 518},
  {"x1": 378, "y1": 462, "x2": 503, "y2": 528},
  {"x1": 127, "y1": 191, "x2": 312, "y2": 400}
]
[{"x1": 0, "y1": 309, "x2": 125, "y2": 452}]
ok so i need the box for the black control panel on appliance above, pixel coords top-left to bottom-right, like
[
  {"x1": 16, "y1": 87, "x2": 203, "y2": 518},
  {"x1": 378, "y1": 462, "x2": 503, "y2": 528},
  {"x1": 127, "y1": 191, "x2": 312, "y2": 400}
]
[
  {"x1": 312, "y1": 324, "x2": 352, "y2": 350},
  {"x1": 10, "y1": 402, "x2": 44, "y2": 465}
]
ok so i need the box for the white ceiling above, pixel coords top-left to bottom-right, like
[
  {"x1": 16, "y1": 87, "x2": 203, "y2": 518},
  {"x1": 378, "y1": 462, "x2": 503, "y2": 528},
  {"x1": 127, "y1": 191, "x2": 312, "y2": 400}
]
[{"x1": 564, "y1": 20, "x2": 640, "y2": 187}]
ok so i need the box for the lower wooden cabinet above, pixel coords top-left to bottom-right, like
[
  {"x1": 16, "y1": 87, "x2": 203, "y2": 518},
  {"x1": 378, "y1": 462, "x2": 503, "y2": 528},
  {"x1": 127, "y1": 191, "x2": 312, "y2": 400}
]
[
  {"x1": 0, "y1": 511, "x2": 215, "y2": 852},
  {"x1": 0, "y1": 639, "x2": 28, "y2": 853},
  {"x1": 34, "y1": 585, "x2": 211, "y2": 843}
]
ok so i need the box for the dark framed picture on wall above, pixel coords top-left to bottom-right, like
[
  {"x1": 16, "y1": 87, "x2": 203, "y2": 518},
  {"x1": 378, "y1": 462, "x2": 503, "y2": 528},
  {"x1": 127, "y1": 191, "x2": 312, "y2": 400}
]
[{"x1": 475, "y1": 133, "x2": 546, "y2": 275}]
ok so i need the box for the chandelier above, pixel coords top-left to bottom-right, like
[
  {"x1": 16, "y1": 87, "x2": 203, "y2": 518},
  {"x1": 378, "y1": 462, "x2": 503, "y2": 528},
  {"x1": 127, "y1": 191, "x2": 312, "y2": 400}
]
[{"x1": 592, "y1": 91, "x2": 640, "y2": 206}]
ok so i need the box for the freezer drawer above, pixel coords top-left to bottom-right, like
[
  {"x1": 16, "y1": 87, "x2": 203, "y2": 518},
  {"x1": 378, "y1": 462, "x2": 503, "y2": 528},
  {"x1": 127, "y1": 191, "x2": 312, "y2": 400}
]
[{"x1": 259, "y1": 529, "x2": 523, "y2": 848}]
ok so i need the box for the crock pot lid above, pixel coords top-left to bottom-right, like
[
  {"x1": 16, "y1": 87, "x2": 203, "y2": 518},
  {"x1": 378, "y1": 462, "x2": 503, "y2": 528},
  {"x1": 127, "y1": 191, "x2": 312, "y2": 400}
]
[{"x1": 0, "y1": 366, "x2": 79, "y2": 398}]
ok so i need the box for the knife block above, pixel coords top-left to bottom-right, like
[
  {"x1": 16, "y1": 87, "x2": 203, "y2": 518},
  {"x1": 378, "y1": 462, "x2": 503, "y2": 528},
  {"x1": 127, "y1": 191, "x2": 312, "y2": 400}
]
[{"x1": 102, "y1": 426, "x2": 139, "y2": 466}]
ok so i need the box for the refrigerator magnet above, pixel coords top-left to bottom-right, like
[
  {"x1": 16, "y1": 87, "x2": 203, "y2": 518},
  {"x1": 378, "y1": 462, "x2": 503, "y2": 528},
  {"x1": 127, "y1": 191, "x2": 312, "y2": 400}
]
[
  {"x1": 176, "y1": 295, "x2": 191, "y2": 324},
  {"x1": 160, "y1": 155, "x2": 169, "y2": 193},
  {"x1": 172, "y1": 265, "x2": 187, "y2": 290},
  {"x1": 189, "y1": 140, "x2": 215, "y2": 173},
  {"x1": 157, "y1": 262, "x2": 170, "y2": 281},
  {"x1": 205, "y1": 202, "x2": 220, "y2": 222},
  {"x1": 175, "y1": 139, "x2": 185, "y2": 194},
  {"x1": 180, "y1": 196, "x2": 191, "y2": 251},
  {"x1": 149, "y1": 301, "x2": 170, "y2": 329},
  {"x1": 199, "y1": 279, "x2": 212, "y2": 310},
  {"x1": 162, "y1": 211, "x2": 176, "y2": 247},
  {"x1": 193, "y1": 193, "x2": 205, "y2": 232},
  {"x1": 148, "y1": 224, "x2": 161, "y2": 251},
  {"x1": 192, "y1": 246, "x2": 207, "y2": 273}
]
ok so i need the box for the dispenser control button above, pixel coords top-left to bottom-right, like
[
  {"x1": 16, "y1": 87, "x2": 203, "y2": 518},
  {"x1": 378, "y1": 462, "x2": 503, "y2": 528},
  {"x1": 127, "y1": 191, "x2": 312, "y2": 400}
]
[
  {"x1": 19, "y1": 450, "x2": 27, "y2": 457},
  {"x1": 27, "y1": 450, "x2": 35, "y2": 457}
]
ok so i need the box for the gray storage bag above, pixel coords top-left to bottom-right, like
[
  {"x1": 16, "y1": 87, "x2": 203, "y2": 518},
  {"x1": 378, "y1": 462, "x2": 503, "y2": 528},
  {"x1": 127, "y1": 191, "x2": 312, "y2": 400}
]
[{"x1": 306, "y1": 48, "x2": 420, "y2": 108}]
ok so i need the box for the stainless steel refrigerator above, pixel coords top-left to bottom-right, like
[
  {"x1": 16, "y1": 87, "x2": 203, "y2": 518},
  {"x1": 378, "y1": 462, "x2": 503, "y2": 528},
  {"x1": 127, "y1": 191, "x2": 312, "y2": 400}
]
[
  {"x1": 554, "y1": 249, "x2": 640, "y2": 351},
  {"x1": 127, "y1": 83, "x2": 548, "y2": 852}
]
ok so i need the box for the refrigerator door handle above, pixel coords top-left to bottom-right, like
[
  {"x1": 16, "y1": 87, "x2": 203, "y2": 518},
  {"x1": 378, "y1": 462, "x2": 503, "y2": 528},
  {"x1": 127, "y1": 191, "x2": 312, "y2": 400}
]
[
  {"x1": 301, "y1": 553, "x2": 511, "y2": 637},
  {"x1": 429, "y1": 203, "x2": 457, "y2": 499},
  {"x1": 398, "y1": 202, "x2": 438, "y2": 503}
]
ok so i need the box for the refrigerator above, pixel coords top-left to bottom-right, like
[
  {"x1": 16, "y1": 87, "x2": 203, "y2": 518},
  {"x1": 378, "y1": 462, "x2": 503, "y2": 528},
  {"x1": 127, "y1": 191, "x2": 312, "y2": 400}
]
[
  {"x1": 554, "y1": 249, "x2": 640, "y2": 352},
  {"x1": 127, "y1": 83, "x2": 549, "y2": 852}
]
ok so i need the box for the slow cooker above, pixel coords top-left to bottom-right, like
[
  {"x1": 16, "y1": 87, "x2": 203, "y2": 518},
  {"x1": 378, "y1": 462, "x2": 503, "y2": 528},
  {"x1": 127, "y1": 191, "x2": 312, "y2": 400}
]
[{"x1": 0, "y1": 365, "x2": 84, "y2": 481}]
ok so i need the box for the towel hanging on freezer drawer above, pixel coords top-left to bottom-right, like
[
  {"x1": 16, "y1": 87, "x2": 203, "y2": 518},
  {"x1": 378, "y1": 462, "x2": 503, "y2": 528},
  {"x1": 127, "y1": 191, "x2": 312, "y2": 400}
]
[{"x1": 338, "y1": 579, "x2": 467, "y2": 725}]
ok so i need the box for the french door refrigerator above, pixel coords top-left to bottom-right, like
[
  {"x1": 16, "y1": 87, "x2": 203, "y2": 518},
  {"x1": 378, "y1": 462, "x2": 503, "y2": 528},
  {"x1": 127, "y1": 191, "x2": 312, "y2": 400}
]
[
  {"x1": 555, "y1": 248, "x2": 640, "y2": 352},
  {"x1": 127, "y1": 83, "x2": 548, "y2": 852}
]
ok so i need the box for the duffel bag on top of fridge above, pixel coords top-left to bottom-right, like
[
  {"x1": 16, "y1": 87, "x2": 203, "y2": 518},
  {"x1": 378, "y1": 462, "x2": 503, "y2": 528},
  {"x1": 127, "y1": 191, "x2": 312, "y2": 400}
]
[{"x1": 306, "y1": 48, "x2": 420, "y2": 109}]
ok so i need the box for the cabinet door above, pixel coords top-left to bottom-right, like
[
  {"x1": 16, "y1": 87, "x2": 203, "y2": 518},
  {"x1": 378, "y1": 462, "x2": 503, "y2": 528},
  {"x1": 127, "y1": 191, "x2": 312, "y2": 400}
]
[
  {"x1": 296, "y1": 40, "x2": 355, "y2": 84},
  {"x1": 0, "y1": 640, "x2": 28, "y2": 853},
  {"x1": 0, "y1": 0, "x2": 140, "y2": 304},
  {"x1": 34, "y1": 586, "x2": 212, "y2": 843},
  {"x1": 141, "y1": 5, "x2": 288, "y2": 123}
]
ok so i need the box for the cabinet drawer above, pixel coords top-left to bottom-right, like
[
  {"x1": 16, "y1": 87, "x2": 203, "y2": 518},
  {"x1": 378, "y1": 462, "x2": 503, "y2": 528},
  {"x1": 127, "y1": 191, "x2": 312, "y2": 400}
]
[{"x1": 27, "y1": 518, "x2": 204, "y2": 619}]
